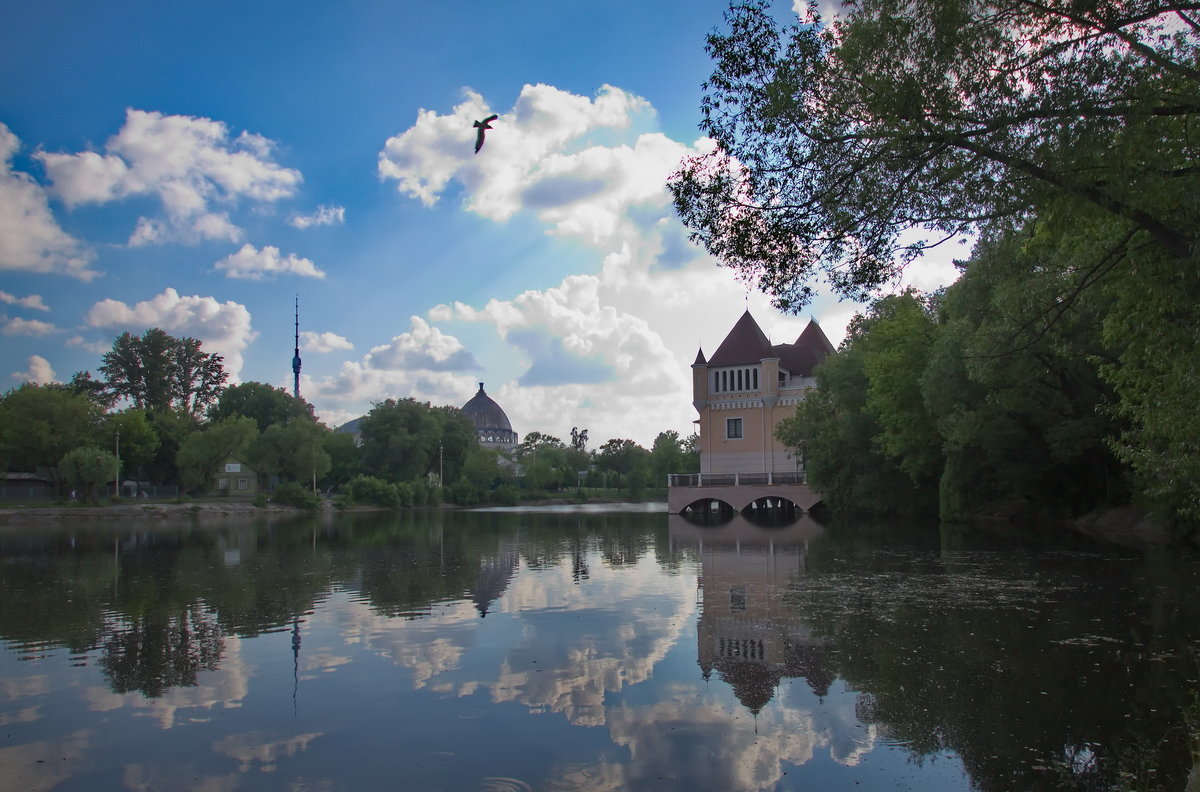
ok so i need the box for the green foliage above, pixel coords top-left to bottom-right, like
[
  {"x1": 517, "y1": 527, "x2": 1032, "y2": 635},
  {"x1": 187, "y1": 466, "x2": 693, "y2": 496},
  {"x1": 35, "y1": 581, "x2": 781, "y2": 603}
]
[
  {"x1": 100, "y1": 328, "x2": 228, "y2": 416},
  {"x1": 59, "y1": 447, "x2": 119, "y2": 503},
  {"x1": 595, "y1": 438, "x2": 651, "y2": 491},
  {"x1": 105, "y1": 410, "x2": 159, "y2": 484},
  {"x1": 859, "y1": 293, "x2": 941, "y2": 483},
  {"x1": 0, "y1": 384, "x2": 104, "y2": 483},
  {"x1": 64, "y1": 370, "x2": 116, "y2": 411},
  {"x1": 671, "y1": 0, "x2": 1200, "y2": 311},
  {"x1": 358, "y1": 398, "x2": 473, "y2": 485},
  {"x1": 649, "y1": 430, "x2": 698, "y2": 485},
  {"x1": 250, "y1": 419, "x2": 331, "y2": 485},
  {"x1": 343, "y1": 475, "x2": 403, "y2": 509},
  {"x1": 208, "y1": 381, "x2": 313, "y2": 431},
  {"x1": 777, "y1": 322, "x2": 935, "y2": 516},
  {"x1": 143, "y1": 409, "x2": 199, "y2": 486},
  {"x1": 322, "y1": 430, "x2": 362, "y2": 489},
  {"x1": 175, "y1": 416, "x2": 258, "y2": 493},
  {"x1": 1100, "y1": 244, "x2": 1200, "y2": 523},
  {"x1": 270, "y1": 481, "x2": 320, "y2": 510}
]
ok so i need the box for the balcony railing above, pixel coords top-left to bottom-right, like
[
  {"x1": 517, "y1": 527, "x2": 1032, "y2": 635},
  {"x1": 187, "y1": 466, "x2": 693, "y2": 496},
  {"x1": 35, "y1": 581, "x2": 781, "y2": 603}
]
[{"x1": 667, "y1": 472, "x2": 806, "y2": 488}]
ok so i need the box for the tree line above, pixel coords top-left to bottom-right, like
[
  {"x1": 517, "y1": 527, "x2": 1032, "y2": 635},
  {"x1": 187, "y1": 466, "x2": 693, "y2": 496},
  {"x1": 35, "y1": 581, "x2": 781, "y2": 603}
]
[{"x1": 0, "y1": 328, "x2": 698, "y2": 507}]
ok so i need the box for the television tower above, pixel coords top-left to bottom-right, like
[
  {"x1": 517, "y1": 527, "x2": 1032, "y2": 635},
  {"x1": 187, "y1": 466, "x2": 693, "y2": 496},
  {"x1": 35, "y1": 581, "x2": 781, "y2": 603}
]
[{"x1": 292, "y1": 296, "x2": 302, "y2": 400}]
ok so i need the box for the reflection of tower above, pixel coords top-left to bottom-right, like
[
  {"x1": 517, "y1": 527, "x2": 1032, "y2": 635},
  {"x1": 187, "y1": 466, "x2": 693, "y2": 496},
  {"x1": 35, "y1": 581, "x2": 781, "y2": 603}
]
[
  {"x1": 291, "y1": 616, "x2": 302, "y2": 715},
  {"x1": 468, "y1": 538, "x2": 521, "y2": 618},
  {"x1": 292, "y1": 296, "x2": 302, "y2": 400},
  {"x1": 670, "y1": 515, "x2": 833, "y2": 713}
]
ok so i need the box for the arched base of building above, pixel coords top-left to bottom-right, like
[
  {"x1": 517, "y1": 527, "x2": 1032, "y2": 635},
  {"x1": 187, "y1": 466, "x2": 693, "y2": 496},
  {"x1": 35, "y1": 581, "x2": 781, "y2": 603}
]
[{"x1": 668, "y1": 481, "x2": 823, "y2": 516}]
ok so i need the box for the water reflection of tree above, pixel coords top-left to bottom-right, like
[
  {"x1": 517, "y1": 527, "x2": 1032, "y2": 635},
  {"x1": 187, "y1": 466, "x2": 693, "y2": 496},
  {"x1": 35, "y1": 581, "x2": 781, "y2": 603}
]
[
  {"x1": 786, "y1": 521, "x2": 1200, "y2": 792},
  {"x1": 99, "y1": 605, "x2": 223, "y2": 698},
  {"x1": 2, "y1": 511, "x2": 675, "y2": 701}
]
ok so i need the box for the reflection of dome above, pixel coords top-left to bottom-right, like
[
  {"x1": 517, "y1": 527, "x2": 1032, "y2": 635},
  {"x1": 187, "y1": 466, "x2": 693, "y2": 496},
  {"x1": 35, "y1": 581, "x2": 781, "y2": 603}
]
[{"x1": 461, "y1": 383, "x2": 518, "y2": 449}]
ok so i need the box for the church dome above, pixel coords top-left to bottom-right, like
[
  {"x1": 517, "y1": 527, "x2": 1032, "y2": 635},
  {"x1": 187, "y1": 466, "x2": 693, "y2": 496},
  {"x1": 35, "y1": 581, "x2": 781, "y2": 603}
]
[{"x1": 461, "y1": 383, "x2": 518, "y2": 448}]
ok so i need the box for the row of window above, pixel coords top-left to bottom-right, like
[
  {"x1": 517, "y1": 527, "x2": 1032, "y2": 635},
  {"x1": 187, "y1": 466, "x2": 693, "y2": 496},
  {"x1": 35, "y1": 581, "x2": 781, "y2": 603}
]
[
  {"x1": 712, "y1": 367, "x2": 758, "y2": 393},
  {"x1": 216, "y1": 478, "x2": 250, "y2": 490}
]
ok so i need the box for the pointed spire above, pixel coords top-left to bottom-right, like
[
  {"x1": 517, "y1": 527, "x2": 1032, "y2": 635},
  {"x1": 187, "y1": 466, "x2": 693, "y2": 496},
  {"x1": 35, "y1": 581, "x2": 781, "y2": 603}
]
[
  {"x1": 693, "y1": 347, "x2": 707, "y2": 365},
  {"x1": 292, "y1": 295, "x2": 302, "y2": 399}
]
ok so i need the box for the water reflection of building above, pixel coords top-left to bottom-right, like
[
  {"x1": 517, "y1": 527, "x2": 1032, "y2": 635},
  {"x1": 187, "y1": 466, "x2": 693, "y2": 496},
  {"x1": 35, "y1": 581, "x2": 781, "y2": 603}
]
[
  {"x1": 469, "y1": 537, "x2": 521, "y2": 618},
  {"x1": 669, "y1": 515, "x2": 834, "y2": 713}
]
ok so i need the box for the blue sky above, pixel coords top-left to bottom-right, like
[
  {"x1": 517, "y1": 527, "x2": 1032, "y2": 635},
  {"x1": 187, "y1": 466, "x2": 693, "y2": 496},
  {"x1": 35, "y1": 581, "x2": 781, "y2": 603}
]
[{"x1": 0, "y1": 0, "x2": 958, "y2": 446}]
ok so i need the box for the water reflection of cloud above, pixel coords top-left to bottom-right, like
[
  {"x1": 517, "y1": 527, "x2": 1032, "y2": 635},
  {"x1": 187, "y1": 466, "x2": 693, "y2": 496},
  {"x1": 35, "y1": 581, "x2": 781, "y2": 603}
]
[
  {"x1": 0, "y1": 705, "x2": 40, "y2": 726},
  {"x1": 210, "y1": 730, "x2": 324, "y2": 773},
  {"x1": 0, "y1": 675, "x2": 52, "y2": 702},
  {"x1": 321, "y1": 554, "x2": 695, "y2": 728},
  {"x1": 81, "y1": 636, "x2": 250, "y2": 729},
  {"x1": 602, "y1": 697, "x2": 822, "y2": 791},
  {"x1": 0, "y1": 729, "x2": 90, "y2": 792}
]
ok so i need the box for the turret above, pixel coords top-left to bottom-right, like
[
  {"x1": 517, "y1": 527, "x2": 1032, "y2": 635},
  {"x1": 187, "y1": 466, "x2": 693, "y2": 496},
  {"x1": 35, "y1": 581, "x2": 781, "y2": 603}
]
[{"x1": 692, "y1": 347, "x2": 709, "y2": 413}]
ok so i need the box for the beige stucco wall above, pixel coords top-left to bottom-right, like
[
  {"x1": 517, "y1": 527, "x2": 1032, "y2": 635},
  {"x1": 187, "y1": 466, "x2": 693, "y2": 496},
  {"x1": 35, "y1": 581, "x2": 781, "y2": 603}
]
[{"x1": 695, "y1": 386, "x2": 809, "y2": 476}]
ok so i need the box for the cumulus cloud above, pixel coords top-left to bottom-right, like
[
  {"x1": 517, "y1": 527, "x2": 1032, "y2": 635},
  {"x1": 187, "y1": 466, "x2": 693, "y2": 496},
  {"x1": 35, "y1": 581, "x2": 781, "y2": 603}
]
[
  {"x1": 0, "y1": 291, "x2": 49, "y2": 311},
  {"x1": 301, "y1": 331, "x2": 353, "y2": 353},
  {"x1": 11, "y1": 355, "x2": 56, "y2": 384},
  {"x1": 379, "y1": 83, "x2": 658, "y2": 228},
  {"x1": 36, "y1": 109, "x2": 301, "y2": 246},
  {"x1": 0, "y1": 123, "x2": 96, "y2": 280},
  {"x1": 214, "y1": 243, "x2": 325, "y2": 280},
  {"x1": 365, "y1": 316, "x2": 481, "y2": 372},
  {"x1": 84, "y1": 287, "x2": 257, "y2": 379},
  {"x1": 2, "y1": 316, "x2": 57, "y2": 336},
  {"x1": 306, "y1": 317, "x2": 482, "y2": 412},
  {"x1": 288, "y1": 204, "x2": 345, "y2": 229}
]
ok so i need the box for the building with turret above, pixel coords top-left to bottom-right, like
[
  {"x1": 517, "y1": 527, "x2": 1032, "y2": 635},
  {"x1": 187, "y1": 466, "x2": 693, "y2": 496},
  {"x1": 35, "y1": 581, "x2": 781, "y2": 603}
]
[{"x1": 691, "y1": 311, "x2": 835, "y2": 477}]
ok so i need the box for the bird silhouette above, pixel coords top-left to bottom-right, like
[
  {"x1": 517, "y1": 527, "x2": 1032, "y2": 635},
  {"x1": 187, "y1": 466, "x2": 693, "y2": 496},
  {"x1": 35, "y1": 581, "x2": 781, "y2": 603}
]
[{"x1": 473, "y1": 114, "x2": 498, "y2": 154}]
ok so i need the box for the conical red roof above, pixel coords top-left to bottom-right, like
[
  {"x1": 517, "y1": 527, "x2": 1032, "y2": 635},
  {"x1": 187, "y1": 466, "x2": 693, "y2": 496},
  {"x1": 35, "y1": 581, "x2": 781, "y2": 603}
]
[{"x1": 708, "y1": 311, "x2": 774, "y2": 366}]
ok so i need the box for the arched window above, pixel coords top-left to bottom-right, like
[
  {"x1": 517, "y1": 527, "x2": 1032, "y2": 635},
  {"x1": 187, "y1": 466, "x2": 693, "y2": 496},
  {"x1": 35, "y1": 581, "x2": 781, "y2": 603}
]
[
  {"x1": 753, "y1": 368, "x2": 758, "y2": 390},
  {"x1": 737, "y1": 369, "x2": 743, "y2": 391}
]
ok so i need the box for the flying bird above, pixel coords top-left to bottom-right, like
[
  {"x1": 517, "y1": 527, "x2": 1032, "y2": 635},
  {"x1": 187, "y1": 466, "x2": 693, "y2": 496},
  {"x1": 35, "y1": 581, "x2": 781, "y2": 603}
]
[{"x1": 473, "y1": 114, "x2": 498, "y2": 154}]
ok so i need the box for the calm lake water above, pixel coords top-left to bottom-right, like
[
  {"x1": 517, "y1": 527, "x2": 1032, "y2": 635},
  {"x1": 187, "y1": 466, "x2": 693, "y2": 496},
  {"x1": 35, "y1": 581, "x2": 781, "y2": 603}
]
[{"x1": 1, "y1": 507, "x2": 1197, "y2": 792}]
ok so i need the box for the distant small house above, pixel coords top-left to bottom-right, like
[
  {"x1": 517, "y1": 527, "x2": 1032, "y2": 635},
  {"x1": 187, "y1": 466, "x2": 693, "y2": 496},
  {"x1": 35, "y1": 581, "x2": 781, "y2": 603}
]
[
  {"x1": 1, "y1": 472, "x2": 53, "y2": 501},
  {"x1": 215, "y1": 459, "x2": 257, "y2": 497}
]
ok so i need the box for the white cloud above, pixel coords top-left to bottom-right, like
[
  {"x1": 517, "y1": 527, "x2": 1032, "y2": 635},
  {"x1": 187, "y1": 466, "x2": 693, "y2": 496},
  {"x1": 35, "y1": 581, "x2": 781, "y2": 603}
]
[
  {"x1": 214, "y1": 243, "x2": 325, "y2": 280},
  {"x1": 379, "y1": 83, "x2": 654, "y2": 223},
  {"x1": 11, "y1": 355, "x2": 56, "y2": 384},
  {"x1": 65, "y1": 335, "x2": 112, "y2": 354},
  {"x1": 365, "y1": 316, "x2": 480, "y2": 372},
  {"x1": 306, "y1": 317, "x2": 482, "y2": 411},
  {"x1": 0, "y1": 123, "x2": 96, "y2": 280},
  {"x1": 301, "y1": 331, "x2": 353, "y2": 353},
  {"x1": 84, "y1": 287, "x2": 257, "y2": 380},
  {"x1": 288, "y1": 204, "x2": 345, "y2": 229},
  {"x1": 0, "y1": 291, "x2": 50, "y2": 311},
  {"x1": 36, "y1": 109, "x2": 301, "y2": 246},
  {"x1": 2, "y1": 316, "x2": 57, "y2": 336}
]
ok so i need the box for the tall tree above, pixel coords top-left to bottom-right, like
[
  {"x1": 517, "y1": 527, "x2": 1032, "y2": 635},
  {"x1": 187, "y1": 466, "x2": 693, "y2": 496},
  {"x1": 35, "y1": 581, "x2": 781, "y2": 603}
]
[
  {"x1": 670, "y1": 0, "x2": 1200, "y2": 311},
  {"x1": 100, "y1": 329, "x2": 227, "y2": 416}
]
